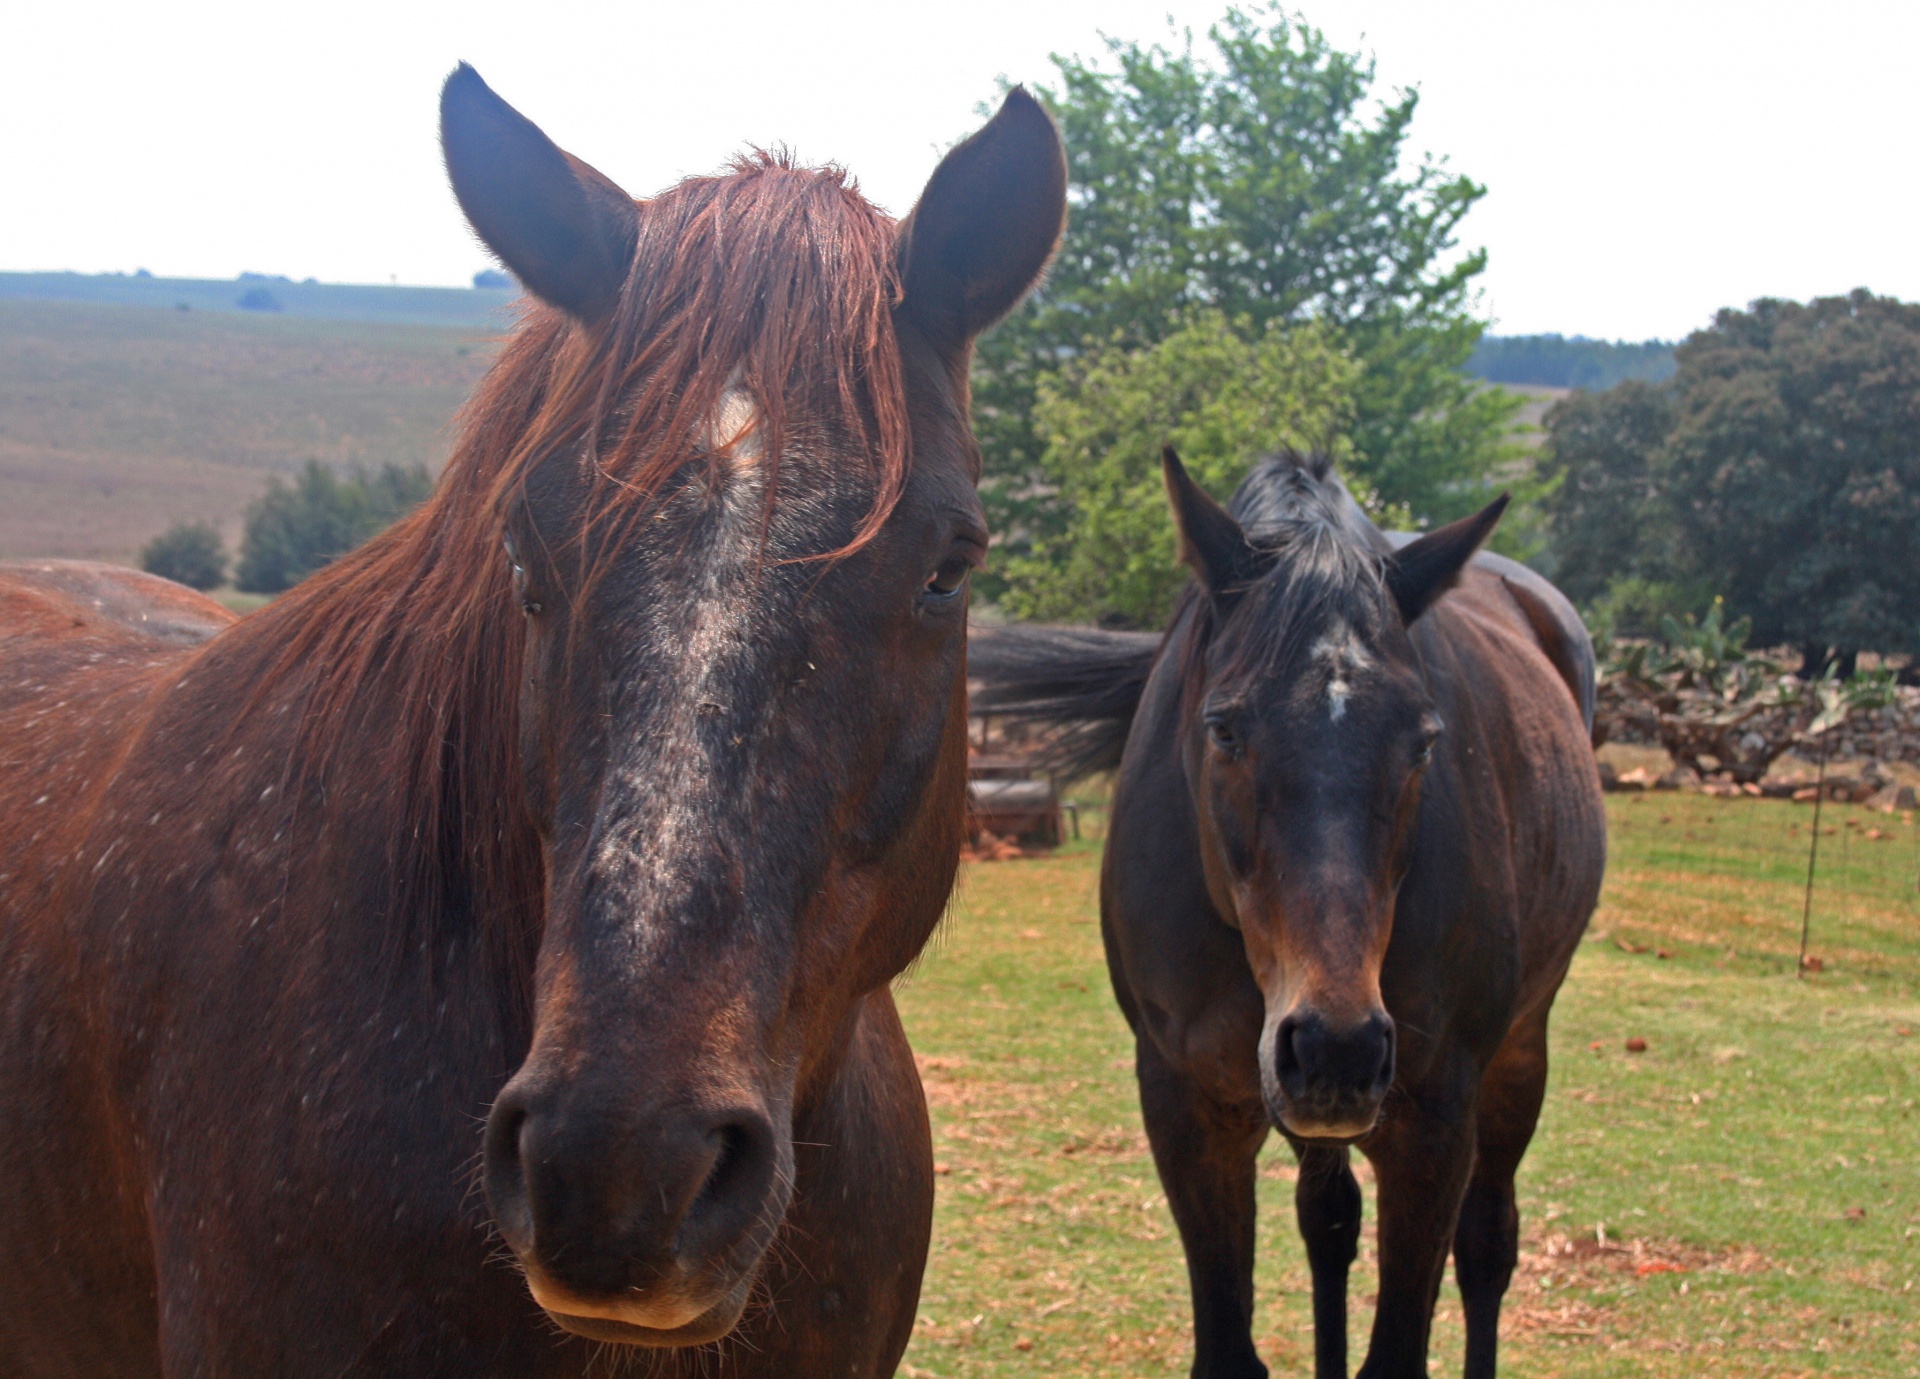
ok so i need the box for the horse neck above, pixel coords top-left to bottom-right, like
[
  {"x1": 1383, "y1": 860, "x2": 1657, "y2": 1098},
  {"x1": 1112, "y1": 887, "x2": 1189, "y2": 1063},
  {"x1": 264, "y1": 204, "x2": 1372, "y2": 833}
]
[{"x1": 221, "y1": 490, "x2": 544, "y2": 985}]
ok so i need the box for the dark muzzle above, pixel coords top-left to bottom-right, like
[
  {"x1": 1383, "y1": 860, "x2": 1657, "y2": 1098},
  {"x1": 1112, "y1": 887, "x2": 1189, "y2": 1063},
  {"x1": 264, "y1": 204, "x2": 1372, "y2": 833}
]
[
  {"x1": 484, "y1": 1070, "x2": 789, "y2": 1345},
  {"x1": 1268, "y1": 1007, "x2": 1396, "y2": 1140}
]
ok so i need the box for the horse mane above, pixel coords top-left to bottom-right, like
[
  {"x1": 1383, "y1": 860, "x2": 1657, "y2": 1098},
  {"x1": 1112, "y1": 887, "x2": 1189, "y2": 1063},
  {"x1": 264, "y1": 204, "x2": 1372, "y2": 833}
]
[
  {"x1": 966, "y1": 451, "x2": 1387, "y2": 783},
  {"x1": 223, "y1": 155, "x2": 912, "y2": 979},
  {"x1": 1204, "y1": 449, "x2": 1392, "y2": 680}
]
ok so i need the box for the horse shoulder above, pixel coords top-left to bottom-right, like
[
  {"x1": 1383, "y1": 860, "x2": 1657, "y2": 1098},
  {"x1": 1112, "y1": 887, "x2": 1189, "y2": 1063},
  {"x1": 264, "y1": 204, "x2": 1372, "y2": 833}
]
[
  {"x1": 1426, "y1": 566, "x2": 1582, "y2": 721},
  {"x1": 1417, "y1": 573, "x2": 1604, "y2": 1013}
]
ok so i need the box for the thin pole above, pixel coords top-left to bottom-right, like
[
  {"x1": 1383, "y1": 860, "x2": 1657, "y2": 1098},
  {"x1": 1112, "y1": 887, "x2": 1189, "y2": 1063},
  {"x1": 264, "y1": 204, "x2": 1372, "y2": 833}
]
[
  {"x1": 1911, "y1": 810, "x2": 1920, "y2": 920},
  {"x1": 1798, "y1": 729, "x2": 1831, "y2": 977}
]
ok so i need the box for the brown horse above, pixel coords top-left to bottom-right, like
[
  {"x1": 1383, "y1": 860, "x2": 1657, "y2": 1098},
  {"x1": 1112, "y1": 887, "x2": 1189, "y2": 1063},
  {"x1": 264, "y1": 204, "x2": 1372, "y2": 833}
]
[
  {"x1": 0, "y1": 66, "x2": 1063, "y2": 1376},
  {"x1": 972, "y1": 449, "x2": 1605, "y2": 1379},
  {"x1": 0, "y1": 560, "x2": 236, "y2": 645}
]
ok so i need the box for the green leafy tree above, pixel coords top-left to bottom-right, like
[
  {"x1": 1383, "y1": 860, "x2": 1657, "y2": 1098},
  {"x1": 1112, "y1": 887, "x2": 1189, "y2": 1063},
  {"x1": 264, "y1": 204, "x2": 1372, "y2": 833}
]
[
  {"x1": 139, "y1": 520, "x2": 228, "y2": 591},
  {"x1": 995, "y1": 312, "x2": 1361, "y2": 626},
  {"x1": 1540, "y1": 290, "x2": 1920, "y2": 663},
  {"x1": 974, "y1": 4, "x2": 1517, "y2": 593},
  {"x1": 236, "y1": 461, "x2": 433, "y2": 593},
  {"x1": 1537, "y1": 380, "x2": 1681, "y2": 611},
  {"x1": 1662, "y1": 290, "x2": 1920, "y2": 663}
]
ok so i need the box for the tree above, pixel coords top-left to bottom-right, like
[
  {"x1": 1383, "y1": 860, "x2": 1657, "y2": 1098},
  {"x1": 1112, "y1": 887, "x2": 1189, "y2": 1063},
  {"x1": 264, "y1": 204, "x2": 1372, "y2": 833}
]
[
  {"x1": 973, "y1": 4, "x2": 1517, "y2": 596},
  {"x1": 1469, "y1": 335, "x2": 1675, "y2": 390},
  {"x1": 995, "y1": 312, "x2": 1361, "y2": 626},
  {"x1": 1536, "y1": 380, "x2": 1679, "y2": 610},
  {"x1": 139, "y1": 520, "x2": 228, "y2": 591},
  {"x1": 1663, "y1": 290, "x2": 1920, "y2": 664},
  {"x1": 1539, "y1": 289, "x2": 1920, "y2": 661},
  {"x1": 235, "y1": 461, "x2": 433, "y2": 593}
]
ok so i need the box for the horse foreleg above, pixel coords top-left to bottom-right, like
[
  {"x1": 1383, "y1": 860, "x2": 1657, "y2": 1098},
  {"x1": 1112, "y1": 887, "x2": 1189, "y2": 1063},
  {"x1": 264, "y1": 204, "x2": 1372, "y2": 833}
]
[
  {"x1": 1356, "y1": 1073, "x2": 1477, "y2": 1379},
  {"x1": 1137, "y1": 1037, "x2": 1270, "y2": 1379},
  {"x1": 1294, "y1": 1143, "x2": 1362, "y2": 1379},
  {"x1": 721, "y1": 988, "x2": 933, "y2": 1379},
  {"x1": 1453, "y1": 1017, "x2": 1550, "y2": 1379}
]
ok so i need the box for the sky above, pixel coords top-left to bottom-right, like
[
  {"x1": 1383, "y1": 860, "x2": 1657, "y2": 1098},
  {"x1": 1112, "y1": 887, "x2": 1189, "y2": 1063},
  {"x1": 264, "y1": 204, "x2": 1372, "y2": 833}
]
[{"x1": 3, "y1": 0, "x2": 1916, "y2": 342}]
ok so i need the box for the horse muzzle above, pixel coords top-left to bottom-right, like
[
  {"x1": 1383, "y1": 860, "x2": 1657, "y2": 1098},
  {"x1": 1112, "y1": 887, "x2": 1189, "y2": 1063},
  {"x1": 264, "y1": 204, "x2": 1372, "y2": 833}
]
[
  {"x1": 484, "y1": 1075, "x2": 792, "y2": 1346},
  {"x1": 1264, "y1": 1006, "x2": 1396, "y2": 1142}
]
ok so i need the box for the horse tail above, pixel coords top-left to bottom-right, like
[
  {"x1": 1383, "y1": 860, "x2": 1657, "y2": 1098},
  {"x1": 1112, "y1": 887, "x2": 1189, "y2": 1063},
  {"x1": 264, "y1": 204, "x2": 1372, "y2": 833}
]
[{"x1": 968, "y1": 623, "x2": 1162, "y2": 782}]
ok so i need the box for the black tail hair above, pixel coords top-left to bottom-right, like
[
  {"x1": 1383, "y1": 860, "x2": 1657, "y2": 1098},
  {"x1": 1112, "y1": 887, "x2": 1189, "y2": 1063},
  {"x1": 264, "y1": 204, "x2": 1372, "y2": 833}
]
[{"x1": 968, "y1": 623, "x2": 1161, "y2": 782}]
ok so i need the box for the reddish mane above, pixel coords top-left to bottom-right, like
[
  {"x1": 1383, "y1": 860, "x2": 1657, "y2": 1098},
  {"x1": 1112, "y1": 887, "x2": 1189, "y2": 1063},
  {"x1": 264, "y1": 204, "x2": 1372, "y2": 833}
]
[
  {"x1": 0, "y1": 79, "x2": 1070, "y2": 1371},
  {"x1": 232, "y1": 156, "x2": 912, "y2": 976}
]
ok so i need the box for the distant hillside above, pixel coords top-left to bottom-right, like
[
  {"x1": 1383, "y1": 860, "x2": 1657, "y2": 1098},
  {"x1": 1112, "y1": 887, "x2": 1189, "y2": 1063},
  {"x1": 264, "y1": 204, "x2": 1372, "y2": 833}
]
[
  {"x1": 1469, "y1": 333, "x2": 1676, "y2": 390},
  {"x1": 0, "y1": 298, "x2": 496, "y2": 563},
  {"x1": 0, "y1": 271, "x2": 517, "y2": 330}
]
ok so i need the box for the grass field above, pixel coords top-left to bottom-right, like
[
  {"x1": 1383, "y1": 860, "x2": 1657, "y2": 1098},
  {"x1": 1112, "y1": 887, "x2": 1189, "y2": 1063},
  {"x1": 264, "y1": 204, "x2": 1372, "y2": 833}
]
[
  {"x1": 0, "y1": 298, "x2": 496, "y2": 563},
  {"x1": 894, "y1": 793, "x2": 1920, "y2": 1377}
]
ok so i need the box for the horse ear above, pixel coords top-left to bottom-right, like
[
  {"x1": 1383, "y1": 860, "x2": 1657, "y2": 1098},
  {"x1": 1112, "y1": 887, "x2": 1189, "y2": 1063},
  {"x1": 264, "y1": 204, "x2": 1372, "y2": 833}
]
[
  {"x1": 1384, "y1": 494, "x2": 1509, "y2": 624},
  {"x1": 897, "y1": 87, "x2": 1066, "y2": 348},
  {"x1": 1163, "y1": 447, "x2": 1260, "y2": 598},
  {"x1": 440, "y1": 64, "x2": 639, "y2": 322}
]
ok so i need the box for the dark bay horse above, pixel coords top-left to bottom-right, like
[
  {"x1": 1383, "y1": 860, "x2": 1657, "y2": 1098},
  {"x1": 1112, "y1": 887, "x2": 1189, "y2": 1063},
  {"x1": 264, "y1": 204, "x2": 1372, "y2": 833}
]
[
  {"x1": 0, "y1": 66, "x2": 1064, "y2": 1376},
  {"x1": 973, "y1": 450, "x2": 1605, "y2": 1379}
]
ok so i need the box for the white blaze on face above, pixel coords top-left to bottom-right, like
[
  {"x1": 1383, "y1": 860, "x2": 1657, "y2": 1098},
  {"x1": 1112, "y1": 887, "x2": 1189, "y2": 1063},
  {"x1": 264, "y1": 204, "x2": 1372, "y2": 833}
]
[
  {"x1": 703, "y1": 382, "x2": 763, "y2": 469},
  {"x1": 1309, "y1": 620, "x2": 1375, "y2": 723},
  {"x1": 590, "y1": 381, "x2": 772, "y2": 948}
]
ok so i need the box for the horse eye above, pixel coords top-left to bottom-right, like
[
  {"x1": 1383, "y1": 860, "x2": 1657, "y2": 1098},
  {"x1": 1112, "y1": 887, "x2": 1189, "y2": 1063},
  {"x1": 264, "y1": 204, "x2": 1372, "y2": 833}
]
[
  {"x1": 1205, "y1": 715, "x2": 1240, "y2": 753},
  {"x1": 923, "y1": 554, "x2": 972, "y2": 602}
]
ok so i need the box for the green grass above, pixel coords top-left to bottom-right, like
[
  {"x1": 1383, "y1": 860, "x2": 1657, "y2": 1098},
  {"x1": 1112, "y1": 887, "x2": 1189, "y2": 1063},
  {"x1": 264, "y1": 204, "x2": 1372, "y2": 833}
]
[
  {"x1": 211, "y1": 589, "x2": 273, "y2": 614},
  {"x1": 894, "y1": 794, "x2": 1920, "y2": 1377}
]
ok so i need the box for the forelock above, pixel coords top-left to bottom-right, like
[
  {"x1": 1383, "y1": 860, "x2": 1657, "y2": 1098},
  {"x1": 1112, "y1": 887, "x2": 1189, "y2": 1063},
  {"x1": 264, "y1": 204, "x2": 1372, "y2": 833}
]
[{"x1": 1212, "y1": 451, "x2": 1389, "y2": 683}]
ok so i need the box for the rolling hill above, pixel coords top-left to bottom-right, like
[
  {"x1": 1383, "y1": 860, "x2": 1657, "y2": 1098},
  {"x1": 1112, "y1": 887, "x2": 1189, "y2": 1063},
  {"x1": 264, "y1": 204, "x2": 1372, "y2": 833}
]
[
  {"x1": 0, "y1": 272, "x2": 1644, "y2": 570},
  {"x1": 0, "y1": 297, "x2": 499, "y2": 563},
  {"x1": 0, "y1": 271, "x2": 516, "y2": 329}
]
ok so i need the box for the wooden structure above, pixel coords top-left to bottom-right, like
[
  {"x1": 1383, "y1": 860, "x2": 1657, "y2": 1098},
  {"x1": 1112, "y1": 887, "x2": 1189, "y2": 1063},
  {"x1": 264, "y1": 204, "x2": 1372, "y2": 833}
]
[{"x1": 966, "y1": 753, "x2": 1066, "y2": 848}]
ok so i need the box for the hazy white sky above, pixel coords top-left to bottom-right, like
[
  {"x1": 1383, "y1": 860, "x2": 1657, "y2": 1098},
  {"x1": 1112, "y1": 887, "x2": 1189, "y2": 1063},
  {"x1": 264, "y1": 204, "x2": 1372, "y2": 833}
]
[{"x1": 3, "y1": 0, "x2": 1915, "y2": 340}]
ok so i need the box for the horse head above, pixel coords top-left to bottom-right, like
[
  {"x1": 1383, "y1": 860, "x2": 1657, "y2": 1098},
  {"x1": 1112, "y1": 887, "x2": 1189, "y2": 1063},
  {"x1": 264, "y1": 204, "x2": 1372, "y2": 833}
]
[
  {"x1": 1162, "y1": 447, "x2": 1505, "y2": 1142},
  {"x1": 438, "y1": 66, "x2": 1064, "y2": 1345}
]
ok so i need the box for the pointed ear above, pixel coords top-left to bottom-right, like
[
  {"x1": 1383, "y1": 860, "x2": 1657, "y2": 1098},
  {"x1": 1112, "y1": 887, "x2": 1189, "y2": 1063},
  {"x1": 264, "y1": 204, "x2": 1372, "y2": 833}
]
[
  {"x1": 897, "y1": 87, "x2": 1066, "y2": 348},
  {"x1": 1163, "y1": 447, "x2": 1260, "y2": 597},
  {"x1": 1384, "y1": 494, "x2": 1509, "y2": 624},
  {"x1": 440, "y1": 64, "x2": 639, "y2": 322}
]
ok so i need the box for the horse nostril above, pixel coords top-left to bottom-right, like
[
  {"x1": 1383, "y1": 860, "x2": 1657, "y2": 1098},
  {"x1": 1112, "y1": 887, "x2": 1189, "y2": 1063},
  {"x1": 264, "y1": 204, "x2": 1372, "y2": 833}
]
[
  {"x1": 677, "y1": 1112, "x2": 778, "y2": 1262},
  {"x1": 486, "y1": 1099, "x2": 527, "y2": 1176},
  {"x1": 697, "y1": 1122, "x2": 750, "y2": 1208},
  {"x1": 1274, "y1": 1013, "x2": 1313, "y2": 1099},
  {"x1": 1273, "y1": 1011, "x2": 1394, "y2": 1104},
  {"x1": 1370, "y1": 1016, "x2": 1397, "y2": 1094},
  {"x1": 482, "y1": 1092, "x2": 534, "y2": 1244}
]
